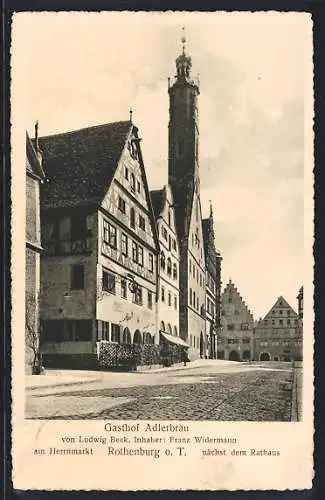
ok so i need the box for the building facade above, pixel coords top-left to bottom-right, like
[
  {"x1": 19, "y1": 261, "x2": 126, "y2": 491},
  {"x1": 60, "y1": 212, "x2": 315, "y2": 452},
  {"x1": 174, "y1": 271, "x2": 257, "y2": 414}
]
[
  {"x1": 168, "y1": 37, "x2": 207, "y2": 359},
  {"x1": 150, "y1": 186, "x2": 180, "y2": 343},
  {"x1": 202, "y1": 205, "x2": 219, "y2": 359},
  {"x1": 38, "y1": 121, "x2": 160, "y2": 368},
  {"x1": 25, "y1": 128, "x2": 46, "y2": 373},
  {"x1": 254, "y1": 296, "x2": 302, "y2": 362},
  {"x1": 218, "y1": 280, "x2": 254, "y2": 361}
]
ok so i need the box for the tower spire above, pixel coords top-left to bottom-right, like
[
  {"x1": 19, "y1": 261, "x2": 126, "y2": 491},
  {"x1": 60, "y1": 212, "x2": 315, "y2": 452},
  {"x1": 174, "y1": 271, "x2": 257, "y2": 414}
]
[
  {"x1": 209, "y1": 200, "x2": 213, "y2": 218},
  {"x1": 175, "y1": 27, "x2": 192, "y2": 81}
]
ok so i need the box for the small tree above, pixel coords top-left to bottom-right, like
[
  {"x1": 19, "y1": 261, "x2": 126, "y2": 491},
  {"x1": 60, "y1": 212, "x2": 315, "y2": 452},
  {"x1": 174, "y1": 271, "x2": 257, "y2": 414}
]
[{"x1": 26, "y1": 292, "x2": 43, "y2": 375}]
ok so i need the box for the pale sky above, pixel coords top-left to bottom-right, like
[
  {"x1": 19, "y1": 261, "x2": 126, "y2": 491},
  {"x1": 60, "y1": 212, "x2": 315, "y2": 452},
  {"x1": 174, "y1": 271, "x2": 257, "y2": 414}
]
[{"x1": 13, "y1": 11, "x2": 312, "y2": 318}]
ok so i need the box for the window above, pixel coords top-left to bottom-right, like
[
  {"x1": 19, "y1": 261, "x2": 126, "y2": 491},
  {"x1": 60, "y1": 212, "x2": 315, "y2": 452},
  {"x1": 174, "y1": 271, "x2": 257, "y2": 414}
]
[
  {"x1": 243, "y1": 338, "x2": 250, "y2": 344},
  {"x1": 130, "y1": 173, "x2": 136, "y2": 193},
  {"x1": 173, "y1": 239, "x2": 176, "y2": 251},
  {"x1": 97, "y1": 320, "x2": 109, "y2": 341},
  {"x1": 197, "y1": 297, "x2": 199, "y2": 310},
  {"x1": 102, "y1": 269, "x2": 116, "y2": 294},
  {"x1": 173, "y1": 263, "x2": 177, "y2": 279},
  {"x1": 287, "y1": 310, "x2": 291, "y2": 316},
  {"x1": 168, "y1": 292, "x2": 171, "y2": 307},
  {"x1": 287, "y1": 319, "x2": 291, "y2": 325},
  {"x1": 227, "y1": 324, "x2": 235, "y2": 331},
  {"x1": 138, "y1": 245, "x2": 144, "y2": 267},
  {"x1": 162, "y1": 226, "x2": 167, "y2": 240},
  {"x1": 193, "y1": 265, "x2": 195, "y2": 278},
  {"x1": 168, "y1": 210, "x2": 171, "y2": 226},
  {"x1": 167, "y1": 257, "x2": 172, "y2": 275},
  {"x1": 148, "y1": 291, "x2": 153, "y2": 309},
  {"x1": 161, "y1": 286, "x2": 165, "y2": 302},
  {"x1": 103, "y1": 221, "x2": 117, "y2": 248},
  {"x1": 132, "y1": 241, "x2": 138, "y2": 263},
  {"x1": 133, "y1": 286, "x2": 143, "y2": 305},
  {"x1": 121, "y1": 233, "x2": 128, "y2": 256},
  {"x1": 193, "y1": 291, "x2": 196, "y2": 308},
  {"x1": 228, "y1": 297, "x2": 232, "y2": 303},
  {"x1": 168, "y1": 235, "x2": 171, "y2": 250},
  {"x1": 139, "y1": 215, "x2": 146, "y2": 231},
  {"x1": 111, "y1": 323, "x2": 120, "y2": 343},
  {"x1": 121, "y1": 278, "x2": 127, "y2": 299},
  {"x1": 71, "y1": 265, "x2": 84, "y2": 290},
  {"x1": 137, "y1": 180, "x2": 141, "y2": 193},
  {"x1": 130, "y1": 208, "x2": 135, "y2": 228},
  {"x1": 189, "y1": 259, "x2": 192, "y2": 272},
  {"x1": 190, "y1": 288, "x2": 193, "y2": 306},
  {"x1": 279, "y1": 319, "x2": 283, "y2": 326},
  {"x1": 149, "y1": 253, "x2": 154, "y2": 273},
  {"x1": 272, "y1": 319, "x2": 275, "y2": 325},
  {"x1": 200, "y1": 274, "x2": 202, "y2": 287},
  {"x1": 161, "y1": 252, "x2": 165, "y2": 270},
  {"x1": 279, "y1": 310, "x2": 283, "y2": 315},
  {"x1": 118, "y1": 196, "x2": 126, "y2": 213},
  {"x1": 74, "y1": 319, "x2": 93, "y2": 341},
  {"x1": 124, "y1": 166, "x2": 129, "y2": 180},
  {"x1": 234, "y1": 310, "x2": 239, "y2": 316},
  {"x1": 174, "y1": 296, "x2": 177, "y2": 310}
]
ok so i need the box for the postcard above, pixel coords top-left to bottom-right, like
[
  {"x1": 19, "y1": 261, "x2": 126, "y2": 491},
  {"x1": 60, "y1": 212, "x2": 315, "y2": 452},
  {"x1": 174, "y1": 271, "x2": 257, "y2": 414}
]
[{"x1": 11, "y1": 10, "x2": 313, "y2": 490}]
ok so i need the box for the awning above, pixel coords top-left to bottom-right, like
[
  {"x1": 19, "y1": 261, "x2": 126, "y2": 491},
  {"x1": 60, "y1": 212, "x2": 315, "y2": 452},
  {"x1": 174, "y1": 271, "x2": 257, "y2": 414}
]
[{"x1": 160, "y1": 331, "x2": 190, "y2": 348}]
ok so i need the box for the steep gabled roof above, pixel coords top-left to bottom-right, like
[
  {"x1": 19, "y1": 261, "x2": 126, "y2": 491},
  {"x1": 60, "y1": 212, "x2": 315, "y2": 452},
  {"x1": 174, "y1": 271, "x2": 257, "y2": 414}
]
[
  {"x1": 26, "y1": 132, "x2": 46, "y2": 180},
  {"x1": 262, "y1": 296, "x2": 298, "y2": 320},
  {"x1": 38, "y1": 121, "x2": 132, "y2": 210},
  {"x1": 150, "y1": 188, "x2": 165, "y2": 219}
]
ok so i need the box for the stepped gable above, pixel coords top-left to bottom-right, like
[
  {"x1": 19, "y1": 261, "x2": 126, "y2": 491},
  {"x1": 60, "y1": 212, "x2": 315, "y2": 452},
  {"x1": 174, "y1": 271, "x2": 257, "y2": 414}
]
[
  {"x1": 222, "y1": 279, "x2": 254, "y2": 320},
  {"x1": 38, "y1": 121, "x2": 133, "y2": 210}
]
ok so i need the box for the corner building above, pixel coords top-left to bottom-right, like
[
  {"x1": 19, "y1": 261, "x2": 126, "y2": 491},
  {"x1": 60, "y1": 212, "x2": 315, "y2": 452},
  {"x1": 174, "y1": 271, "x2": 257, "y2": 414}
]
[
  {"x1": 38, "y1": 121, "x2": 160, "y2": 368},
  {"x1": 168, "y1": 40, "x2": 206, "y2": 359}
]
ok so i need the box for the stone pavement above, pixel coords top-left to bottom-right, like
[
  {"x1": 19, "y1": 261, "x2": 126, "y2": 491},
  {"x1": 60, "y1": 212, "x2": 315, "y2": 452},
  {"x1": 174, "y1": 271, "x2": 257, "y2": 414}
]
[{"x1": 26, "y1": 361, "x2": 298, "y2": 421}]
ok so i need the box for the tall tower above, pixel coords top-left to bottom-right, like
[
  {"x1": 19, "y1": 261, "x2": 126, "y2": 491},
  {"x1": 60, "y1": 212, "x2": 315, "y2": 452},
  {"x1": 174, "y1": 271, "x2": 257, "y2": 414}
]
[
  {"x1": 168, "y1": 30, "x2": 206, "y2": 358},
  {"x1": 168, "y1": 29, "x2": 200, "y2": 240}
]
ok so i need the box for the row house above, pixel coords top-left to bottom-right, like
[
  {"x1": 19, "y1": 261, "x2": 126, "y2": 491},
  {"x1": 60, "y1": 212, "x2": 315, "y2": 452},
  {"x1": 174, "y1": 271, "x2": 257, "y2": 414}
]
[
  {"x1": 218, "y1": 280, "x2": 255, "y2": 361},
  {"x1": 202, "y1": 205, "x2": 220, "y2": 359},
  {"x1": 150, "y1": 186, "x2": 187, "y2": 350},
  {"x1": 38, "y1": 121, "x2": 160, "y2": 368},
  {"x1": 25, "y1": 128, "x2": 46, "y2": 373},
  {"x1": 254, "y1": 295, "x2": 302, "y2": 362}
]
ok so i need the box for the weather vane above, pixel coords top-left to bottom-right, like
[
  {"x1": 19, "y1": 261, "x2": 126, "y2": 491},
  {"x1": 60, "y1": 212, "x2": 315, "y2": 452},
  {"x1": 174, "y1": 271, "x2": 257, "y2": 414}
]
[{"x1": 181, "y1": 26, "x2": 186, "y2": 53}]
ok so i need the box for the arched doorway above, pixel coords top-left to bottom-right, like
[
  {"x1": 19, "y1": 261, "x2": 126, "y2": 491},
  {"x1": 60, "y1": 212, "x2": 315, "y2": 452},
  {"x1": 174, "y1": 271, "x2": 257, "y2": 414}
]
[
  {"x1": 242, "y1": 350, "x2": 251, "y2": 360},
  {"x1": 274, "y1": 356, "x2": 279, "y2": 361},
  {"x1": 122, "y1": 327, "x2": 131, "y2": 344},
  {"x1": 167, "y1": 324, "x2": 172, "y2": 335},
  {"x1": 200, "y1": 332, "x2": 204, "y2": 358},
  {"x1": 133, "y1": 330, "x2": 142, "y2": 344},
  {"x1": 260, "y1": 352, "x2": 270, "y2": 361},
  {"x1": 143, "y1": 332, "x2": 153, "y2": 344},
  {"x1": 229, "y1": 350, "x2": 240, "y2": 361},
  {"x1": 283, "y1": 356, "x2": 291, "y2": 362},
  {"x1": 160, "y1": 321, "x2": 165, "y2": 332},
  {"x1": 217, "y1": 350, "x2": 225, "y2": 360}
]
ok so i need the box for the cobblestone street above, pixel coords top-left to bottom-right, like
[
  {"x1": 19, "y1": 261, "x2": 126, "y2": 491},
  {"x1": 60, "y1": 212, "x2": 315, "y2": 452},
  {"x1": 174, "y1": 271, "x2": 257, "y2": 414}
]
[{"x1": 25, "y1": 361, "x2": 300, "y2": 421}]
